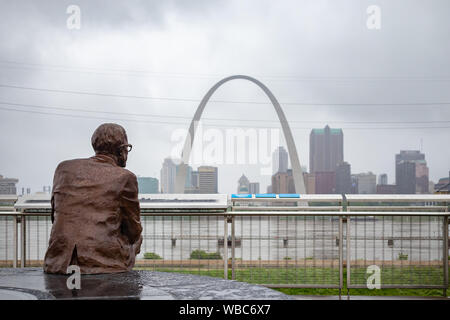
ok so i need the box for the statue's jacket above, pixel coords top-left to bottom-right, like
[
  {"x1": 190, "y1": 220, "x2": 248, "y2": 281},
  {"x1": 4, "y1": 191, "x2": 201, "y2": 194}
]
[{"x1": 44, "y1": 154, "x2": 143, "y2": 274}]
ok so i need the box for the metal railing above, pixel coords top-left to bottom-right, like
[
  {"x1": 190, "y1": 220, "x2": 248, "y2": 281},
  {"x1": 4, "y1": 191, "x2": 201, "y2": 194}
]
[{"x1": 0, "y1": 194, "x2": 449, "y2": 296}]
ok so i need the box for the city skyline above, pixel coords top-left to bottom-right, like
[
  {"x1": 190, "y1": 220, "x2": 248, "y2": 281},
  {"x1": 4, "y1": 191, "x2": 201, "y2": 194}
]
[
  {"x1": 149, "y1": 125, "x2": 439, "y2": 194},
  {"x1": 0, "y1": 1, "x2": 449, "y2": 195},
  {"x1": 3, "y1": 140, "x2": 448, "y2": 195}
]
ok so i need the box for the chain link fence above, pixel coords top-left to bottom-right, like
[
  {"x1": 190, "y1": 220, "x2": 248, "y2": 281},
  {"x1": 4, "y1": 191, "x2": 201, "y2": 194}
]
[{"x1": 0, "y1": 194, "x2": 448, "y2": 295}]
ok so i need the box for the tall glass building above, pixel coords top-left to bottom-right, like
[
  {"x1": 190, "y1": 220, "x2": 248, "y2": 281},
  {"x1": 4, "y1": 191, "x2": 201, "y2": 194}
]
[{"x1": 309, "y1": 125, "x2": 343, "y2": 174}]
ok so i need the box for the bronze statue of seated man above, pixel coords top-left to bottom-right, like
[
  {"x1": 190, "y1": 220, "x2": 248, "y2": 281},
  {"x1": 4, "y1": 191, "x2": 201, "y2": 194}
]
[{"x1": 44, "y1": 123, "x2": 142, "y2": 274}]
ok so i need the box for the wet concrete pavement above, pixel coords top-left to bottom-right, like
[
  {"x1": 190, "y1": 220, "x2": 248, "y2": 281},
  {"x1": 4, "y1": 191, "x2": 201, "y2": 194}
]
[
  {"x1": 0, "y1": 268, "x2": 293, "y2": 300},
  {"x1": 0, "y1": 268, "x2": 447, "y2": 300}
]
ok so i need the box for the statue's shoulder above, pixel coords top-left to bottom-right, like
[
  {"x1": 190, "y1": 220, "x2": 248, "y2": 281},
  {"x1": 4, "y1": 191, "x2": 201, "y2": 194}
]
[
  {"x1": 120, "y1": 168, "x2": 137, "y2": 181},
  {"x1": 55, "y1": 158, "x2": 91, "y2": 171}
]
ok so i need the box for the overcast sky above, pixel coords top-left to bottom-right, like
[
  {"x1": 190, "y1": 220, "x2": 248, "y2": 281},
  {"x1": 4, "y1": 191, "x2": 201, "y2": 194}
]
[{"x1": 0, "y1": 0, "x2": 449, "y2": 194}]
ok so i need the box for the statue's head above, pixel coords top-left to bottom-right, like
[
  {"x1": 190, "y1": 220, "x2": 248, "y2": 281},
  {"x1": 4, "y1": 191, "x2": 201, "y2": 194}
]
[{"x1": 91, "y1": 123, "x2": 132, "y2": 167}]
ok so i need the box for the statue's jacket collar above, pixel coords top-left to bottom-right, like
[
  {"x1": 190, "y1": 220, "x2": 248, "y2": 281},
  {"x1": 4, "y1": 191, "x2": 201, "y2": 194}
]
[{"x1": 90, "y1": 154, "x2": 118, "y2": 167}]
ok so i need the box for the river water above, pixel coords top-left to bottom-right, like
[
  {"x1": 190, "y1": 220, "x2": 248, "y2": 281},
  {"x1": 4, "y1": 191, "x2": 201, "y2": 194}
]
[{"x1": 0, "y1": 215, "x2": 447, "y2": 263}]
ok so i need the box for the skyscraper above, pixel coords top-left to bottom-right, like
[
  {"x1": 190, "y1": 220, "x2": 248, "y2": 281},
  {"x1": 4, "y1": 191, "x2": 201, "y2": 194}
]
[
  {"x1": 378, "y1": 174, "x2": 388, "y2": 185},
  {"x1": 198, "y1": 166, "x2": 218, "y2": 194},
  {"x1": 184, "y1": 169, "x2": 200, "y2": 194},
  {"x1": 396, "y1": 150, "x2": 425, "y2": 163},
  {"x1": 335, "y1": 162, "x2": 352, "y2": 194},
  {"x1": 249, "y1": 182, "x2": 260, "y2": 194},
  {"x1": 396, "y1": 161, "x2": 416, "y2": 194},
  {"x1": 434, "y1": 174, "x2": 450, "y2": 193},
  {"x1": 237, "y1": 174, "x2": 250, "y2": 194},
  {"x1": 395, "y1": 150, "x2": 429, "y2": 194},
  {"x1": 237, "y1": 174, "x2": 260, "y2": 194},
  {"x1": 303, "y1": 172, "x2": 316, "y2": 194},
  {"x1": 377, "y1": 173, "x2": 396, "y2": 194},
  {"x1": 355, "y1": 172, "x2": 377, "y2": 194},
  {"x1": 161, "y1": 158, "x2": 194, "y2": 193},
  {"x1": 350, "y1": 175, "x2": 358, "y2": 194},
  {"x1": 160, "y1": 158, "x2": 177, "y2": 193},
  {"x1": 177, "y1": 163, "x2": 193, "y2": 188},
  {"x1": 191, "y1": 170, "x2": 199, "y2": 189},
  {"x1": 415, "y1": 161, "x2": 429, "y2": 193},
  {"x1": 271, "y1": 169, "x2": 295, "y2": 194},
  {"x1": 0, "y1": 174, "x2": 18, "y2": 195},
  {"x1": 314, "y1": 171, "x2": 336, "y2": 194},
  {"x1": 309, "y1": 125, "x2": 343, "y2": 174},
  {"x1": 272, "y1": 146, "x2": 288, "y2": 174}
]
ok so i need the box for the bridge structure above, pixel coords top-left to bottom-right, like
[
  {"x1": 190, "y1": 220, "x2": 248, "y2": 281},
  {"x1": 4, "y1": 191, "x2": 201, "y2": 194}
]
[{"x1": 174, "y1": 75, "x2": 306, "y2": 194}]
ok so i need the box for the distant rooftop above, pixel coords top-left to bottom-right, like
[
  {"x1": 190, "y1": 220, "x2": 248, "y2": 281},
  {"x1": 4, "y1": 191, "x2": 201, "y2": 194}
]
[
  {"x1": 399, "y1": 150, "x2": 421, "y2": 154},
  {"x1": 0, "y1": 175, "x2": 18, "y2": 182},
  {"x1": 311, "y1": 125, "x2": 343, "y2": 135},
  {"x1": 435, "y1": 177, "x2": 450, "y2": 192}
]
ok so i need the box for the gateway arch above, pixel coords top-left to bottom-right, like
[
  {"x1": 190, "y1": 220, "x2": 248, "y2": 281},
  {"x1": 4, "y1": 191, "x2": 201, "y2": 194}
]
[{"x1": 174, "y1": 75, "x2": 306, "y2": 194}]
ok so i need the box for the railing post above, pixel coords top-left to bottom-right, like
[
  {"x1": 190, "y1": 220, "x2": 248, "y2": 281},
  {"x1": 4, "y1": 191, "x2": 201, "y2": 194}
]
[
  {"x1": 21, "y1": 215, "x2": 26, "y2": 268},
  {"x1": 346, "y1": 211, "x2": 350, "y2": 298},
  {"x1": 13, "y1": 215, "x2": 18, "y2": 268},
  {"x1": 231, "y1": 215, "x2": 236, "y2": 280},
  {"x1": 339, "y1": 216, "x2": 343, "y2": 299},
  {"x1": 444, "y1": 214, "x2": 448, "y2": 297},
  {"x1": 339, "y1": 194, "x2": 347, "y2": 298},
  {"x1": 224, "y1": 215, "x2": 228, "y2": 280}
]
